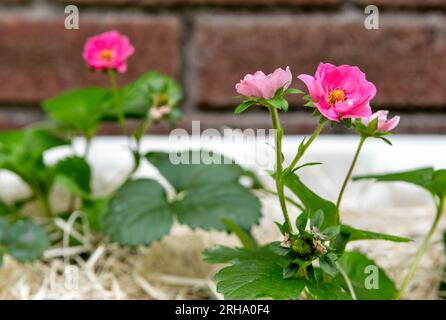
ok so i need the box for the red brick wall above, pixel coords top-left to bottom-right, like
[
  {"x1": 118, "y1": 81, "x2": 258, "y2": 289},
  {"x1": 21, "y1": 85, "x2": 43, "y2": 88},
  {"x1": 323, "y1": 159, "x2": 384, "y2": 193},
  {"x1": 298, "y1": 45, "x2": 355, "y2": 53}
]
[{"x1": 1, "y1": 0, "x2": 446, "y2": 133}]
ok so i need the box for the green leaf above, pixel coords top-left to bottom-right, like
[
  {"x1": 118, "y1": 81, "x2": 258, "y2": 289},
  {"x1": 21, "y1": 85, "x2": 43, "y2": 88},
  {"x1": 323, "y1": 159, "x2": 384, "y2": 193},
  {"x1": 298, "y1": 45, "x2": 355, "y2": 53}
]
[
  {"x1": 82, "y1": 198, "x2": 108, "y2": 231},
  {"x1": 268, "y1": 96, "x2": 288, "y2": 111},
  {"x1": 3, "y1": 220, "x2": 50, "y2": 262},
  {"x1": 353, "y1": 167, "x2": 434, "y2": 190},
  {"x1": 306, "y1": 281, "x2": 351, "y2": 300},
  {"x1": 203, "y1": 245, "x2": 285, "y2": 265},
  {"x1": 172, "y1": 182, "x2": 261, "y2": 231},
  {"x1": 310, "y1": 209, "x2": 324, "y2": 229},
  {"x1": 43, "y1": 87, "x2": 108, "y2": 136},
  {"x1": 323, "y1": 225, "x2": 341, "y2": 240},
  {"x1": 295, "y1": 211, "x2": 309, "y2": 232},
  {"x1": 341, "y1": 225, "x2": 411, "y2": 243},
  {"x1": 0, "y1": 200, "x2": 10, "y2": 216},
  {"x1": 291, "y1": 162, "x2": 322, "y2": 174},
  {"x1": 283, "y1": 174, "x2": 337, "y2": 229},
  {"x1": 53, "y1": 156, "x2": 91, "y2": 198},
  {"x1": 319, "y1": 253, "x2": 338, "y2": 278},
  {"x1": 234, "y1": 100, "x2": 254, "y2": 114},
  {"x1": 338, "y1": 251, "x2": 397, "y2": 300},
  {"x1": 146, "y1": 150, "x2": 246, "y2": 192},
  {"x1": 285, "y1": 88, "x2": 304, "y2": 95},
  {"x1": 0, "y1": 247, "x2": 3, "y2": 267},
  {"x1": 221, "y1": 218, "x2": 257, "y2": 249},
  {"x1": 103, "y1": 71, "x2": 182, "y2": 119},
  {"x1": 0, "y1": 128, "x2": 68, "y2": 189},
  {"x1": 283, "y1": 262, "x2": 299, "y2": 279},
  {"x1": 425, "y1": 169, "x2": 446, "y2": 198},
  {"x1": 215, "y1": 259, "x2": 306, "y2": 299},
  {"x1": 103, "y1": 179, "x2": 173, "y2": 246}
]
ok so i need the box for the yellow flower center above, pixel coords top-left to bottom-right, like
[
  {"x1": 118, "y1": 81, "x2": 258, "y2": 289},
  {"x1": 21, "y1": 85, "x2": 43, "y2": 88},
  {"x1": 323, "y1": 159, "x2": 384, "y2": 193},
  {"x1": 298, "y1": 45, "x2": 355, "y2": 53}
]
[
  {"x1": 326, "y1": 89, "x2": 346, "y2": 106},
  {"x1": 100, "y1": 49, "x2": 113, "y2": 61}
]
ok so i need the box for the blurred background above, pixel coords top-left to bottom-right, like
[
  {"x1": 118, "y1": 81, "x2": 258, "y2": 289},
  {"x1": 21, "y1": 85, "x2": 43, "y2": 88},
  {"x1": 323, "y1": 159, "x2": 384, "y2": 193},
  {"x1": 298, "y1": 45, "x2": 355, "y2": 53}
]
[{"x1": 0, "y1": 0, "x2": 446, "y2": 134}]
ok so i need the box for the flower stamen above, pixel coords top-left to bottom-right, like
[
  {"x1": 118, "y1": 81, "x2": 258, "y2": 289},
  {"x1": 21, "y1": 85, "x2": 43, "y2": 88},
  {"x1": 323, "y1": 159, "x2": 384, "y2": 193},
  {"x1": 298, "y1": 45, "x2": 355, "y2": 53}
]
[
  {"x1": 100, "y1": 49, "x2": 113, "y2": 62},
  {"x1": 326, "y1": 89, "x2": 346, "y2": 106}
]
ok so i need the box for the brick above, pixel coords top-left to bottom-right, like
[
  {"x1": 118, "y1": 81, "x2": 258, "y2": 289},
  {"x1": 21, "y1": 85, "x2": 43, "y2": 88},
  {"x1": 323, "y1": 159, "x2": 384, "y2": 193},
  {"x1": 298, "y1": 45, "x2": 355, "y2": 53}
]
[
  {"x1": 0, "y1": 15, "x2": 180, "y2": 103},
  {"x1": 58, "y1": 0, "x2": 340, "y2": 6},
  {"x1": 355, "y1": 0, "x2": 446, "y2": 9},
  {"x1": 0, "y1": 106, "x2": 44, "y2": 130},
  {"x1": 192, "y1": 15, "x2": 446, "y2": 110}
]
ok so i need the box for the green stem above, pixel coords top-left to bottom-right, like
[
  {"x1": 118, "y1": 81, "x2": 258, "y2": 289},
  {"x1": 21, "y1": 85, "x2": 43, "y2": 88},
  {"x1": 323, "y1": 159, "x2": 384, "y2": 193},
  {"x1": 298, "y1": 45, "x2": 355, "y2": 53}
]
[
  {"x1": 396, "y1": 198, "x2": 445, "y2": 299},
  {"x1": 35, "y1": 189, "x2": 52, "y2": 218},
  {"x1": 285, "y1": 119, "x2": 327, "y2": 174},
  {"x1": 269, "y1": 106, "x2": 292, "y2": 233},
  {"x1": 125, "y1": 118, "x2": 153, "y2": 182},
  {"x1": 107, "y1": 69, "x2": 127, "y2": 135},
  {"x1": 336, "y1": 261, "x2": 357, "y2": 300},
  {"x1": 334, "y1": 136, "x2": 366, "y2": 222}
]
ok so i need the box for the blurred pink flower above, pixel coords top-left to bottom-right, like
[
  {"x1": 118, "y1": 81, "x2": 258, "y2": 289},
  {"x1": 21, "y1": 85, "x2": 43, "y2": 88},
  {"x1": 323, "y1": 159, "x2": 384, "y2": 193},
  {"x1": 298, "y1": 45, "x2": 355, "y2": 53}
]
[
  {"x1": 235, "y1": 67, "x2": 292, "y2": 99},
  {"x1": 361, "y1": 110, "x2": 400, "y2": 132},
  {"x1": 298, "y1": 63, "x2": 376, "y2": 122},
  {"x1": 150, "y1": 105, "x2": 171, "y2": 121},
  {"x1": 83, "y1": 30, "x2": 135, "y2": 73}
]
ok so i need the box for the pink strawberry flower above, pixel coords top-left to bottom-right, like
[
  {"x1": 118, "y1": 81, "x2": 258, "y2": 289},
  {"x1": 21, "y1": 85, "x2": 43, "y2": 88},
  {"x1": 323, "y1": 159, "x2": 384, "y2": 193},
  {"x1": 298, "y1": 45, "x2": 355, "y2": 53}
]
[
  {"x1": 361, "y1": 110, "x2": 400, "y2": 132},
  {"x1": 298, "y1": 63, "x2": 376, "y2": 122},
  {"x1": 83, "y1": 30, "x2": 135, "y2": 73},
  {"x1": 235, "y1": 67, "x2": 292, "y2": 99}
]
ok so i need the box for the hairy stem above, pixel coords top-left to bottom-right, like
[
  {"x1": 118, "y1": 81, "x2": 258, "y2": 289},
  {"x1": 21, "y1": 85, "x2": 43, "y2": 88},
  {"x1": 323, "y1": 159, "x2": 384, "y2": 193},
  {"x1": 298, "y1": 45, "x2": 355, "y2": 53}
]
[
  {"x1": 107, "y1": 69, "x2": 127, "y2": 135},
  {"x1": 269, "y1": 106, "x2": 292, "y2": 233},
  {"x1": 396, "y1": 198, "x2": 445, "y2": 299},
  {"x1": 334, "y1": 136, "x2": 366, "y2": 222}
]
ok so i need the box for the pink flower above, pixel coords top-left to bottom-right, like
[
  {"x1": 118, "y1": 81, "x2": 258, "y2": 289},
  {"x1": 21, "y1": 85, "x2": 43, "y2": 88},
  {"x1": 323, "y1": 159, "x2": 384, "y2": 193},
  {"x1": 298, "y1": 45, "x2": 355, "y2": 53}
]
[
  {"x1": 235, "y1": 67, "x2": 292, "y2": 99},
  {"x1": 83, "y1": 30, "x2": 135, "y2": 73},
  {"x1": 361, "y1": 110, "x2": 400, "y2": 132},
  {"x1": 298, "y1": 63, "x2": 376, "y2": 122},
  {"x1": 150, "y1": 105, "x2": 171, "y2": 121}
]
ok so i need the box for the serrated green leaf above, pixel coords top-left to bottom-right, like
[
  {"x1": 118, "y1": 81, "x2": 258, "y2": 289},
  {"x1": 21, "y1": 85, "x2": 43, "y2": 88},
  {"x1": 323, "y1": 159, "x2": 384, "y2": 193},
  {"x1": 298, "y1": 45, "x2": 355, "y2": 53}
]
[
  {"x1": 146, "y1": 150, "x2": 246, "y2": 192},
  {"x1": 103, "y1": 179, "x2": 172, "y2": 246},
  {"x1": 43, "y1": 87, "x2": 108, "y2": 135},
  {"x1": 172, "y1": 182, "x2": 261, "y2": 231},
  {"x1": 3, "y1": 220, "x2": 49, "y2": 262},
  {"x1": 215, "y1": 259, "x2": 306, "y2": 299},
  {"x1": 338, "y1": 251, "x2": 397, "y2": 300},
  {"x1": 306, "y1": 281, "x2": 351, "y2": 300},
  {"x1": 283, "y1": 174, "x2": 337, "y2": 229}
]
